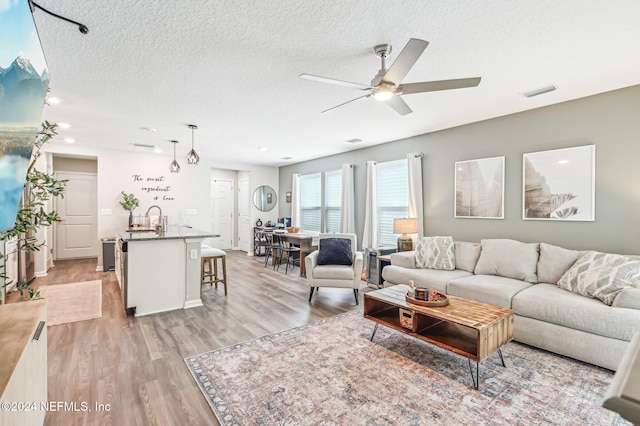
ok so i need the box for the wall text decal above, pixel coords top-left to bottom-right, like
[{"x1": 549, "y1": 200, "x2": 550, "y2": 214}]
[{"x1": 132, "y1": 174, "x2": 175, "y2": 201}]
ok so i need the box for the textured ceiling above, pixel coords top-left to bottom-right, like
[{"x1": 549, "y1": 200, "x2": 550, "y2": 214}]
[{"x1": 30, "y1": 0, "x2": 640, "y2": 167}]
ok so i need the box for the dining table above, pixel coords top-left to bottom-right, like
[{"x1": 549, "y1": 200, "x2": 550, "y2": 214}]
[{"x1": 277, "y1": 231, "x2": 319, "y2": 276}]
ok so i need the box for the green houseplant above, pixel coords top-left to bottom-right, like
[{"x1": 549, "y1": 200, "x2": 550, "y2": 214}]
[
  {"x1": 119, "y1": 192, "x2": 139, "y2": 229},
  {"x1": 1, "y1": 120, "x2": 67, "y2": 301}
]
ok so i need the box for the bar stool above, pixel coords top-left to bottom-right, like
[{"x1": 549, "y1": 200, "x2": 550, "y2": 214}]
[{"x1": 201, "y1": 245, "x2": 227, "y2": 295}]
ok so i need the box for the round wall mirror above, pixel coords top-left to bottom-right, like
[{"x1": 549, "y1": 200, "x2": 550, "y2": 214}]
[{"x1": 253, "y1": 185, "x2": 277, "y2": 212}]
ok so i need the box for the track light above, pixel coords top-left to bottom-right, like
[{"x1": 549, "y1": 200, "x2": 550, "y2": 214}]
[
  {"x1": 29, "y1": 1, "x2": 89, "y2": 34},
  {"x1": 169, "y1": 140, "x2": 180, "y2": 173},
  {"x1": 186, "y1": 124, "x2": 199, "y2": 165}
]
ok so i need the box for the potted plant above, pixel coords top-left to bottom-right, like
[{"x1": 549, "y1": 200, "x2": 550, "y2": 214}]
[
  {"x1": 119, "y1": 192, "x2": 139, "y2": 229},
  {"x1": 1, "y1": 120, "x2": 67, "y2": 301}
]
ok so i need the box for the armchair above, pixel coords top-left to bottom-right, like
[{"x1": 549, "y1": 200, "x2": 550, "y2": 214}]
[{"x1": 305, "y1": 233, "x2": 364, "y2": 305}]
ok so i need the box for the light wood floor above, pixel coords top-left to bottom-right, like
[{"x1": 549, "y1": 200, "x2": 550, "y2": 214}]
[{"x1": 25, "y1": 251, "x2": 372, "y2": 426}]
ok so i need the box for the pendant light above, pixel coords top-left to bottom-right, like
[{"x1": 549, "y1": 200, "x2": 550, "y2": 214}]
[
  {"x1": 169, "y1": 140, "x2": 181, "y2": 173},
  {"x1": 186, "y1": 124, "x2": 200, "y2": 165}
]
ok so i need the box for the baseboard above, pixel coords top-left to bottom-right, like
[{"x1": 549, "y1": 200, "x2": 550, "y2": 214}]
[
  {"x1": 184, "y1": 299, "x2": 204, "y2": 309},
  {"x1": 35, "y1": 271, "x2": 48, "y2": 278},
  {"x1": 95, "y1": 266, "x2": 104, "y2": 272}
]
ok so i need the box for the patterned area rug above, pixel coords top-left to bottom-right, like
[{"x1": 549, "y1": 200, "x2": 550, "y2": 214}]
[
  {"x1": 39, "y1": 280, "x2": 102, "y2": 326},
  {"x1": 185, "y1": 311, "x2": 629, "y2": 426}
]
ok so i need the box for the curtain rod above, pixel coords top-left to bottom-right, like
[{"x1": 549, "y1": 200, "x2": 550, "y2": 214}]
[{"x1": 365, "y1": 153, "x2": 423, "y2": 165}]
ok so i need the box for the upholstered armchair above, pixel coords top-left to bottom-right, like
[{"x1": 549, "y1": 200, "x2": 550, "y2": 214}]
[{"x1": 305, "y1": 233, "x2": 364, "y2": 304}]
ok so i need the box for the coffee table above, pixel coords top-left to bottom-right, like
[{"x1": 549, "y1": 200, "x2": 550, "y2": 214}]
[{"x1": 363, "y1": 284, "x2": 514, "y2": 390}]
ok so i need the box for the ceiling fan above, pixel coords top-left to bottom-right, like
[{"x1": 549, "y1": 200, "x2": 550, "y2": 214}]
[{"x1": 300, "y1": 38, "x2": 481, "y2": 116}]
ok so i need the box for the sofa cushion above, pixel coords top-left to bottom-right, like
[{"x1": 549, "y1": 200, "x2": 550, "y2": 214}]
[
  {"x1": 389, "y1": 251, "x2": 416, "y2": 269},
  {"x1": 557, "y1": 251, "x2": 640, "y2": 305},
  {"x1": 454, "y1": 241, "x2": 482, "y2": 273},
  {"x1": 613, "y1": 288, "x2": 640, "y2": 309},
  {"x1": 317, "y1": 238, "x2": 352, "y2": 266},
  {"x1": 415, "y1": 236, "x2": 455, "y2": 270},
  {"x1": 447, "y1": 275, "x2": 532, "y2": 309},
  {"x1": 474, "y1": 239, "x2": 540, "y2": 283},
  {"x1": 313, "y1": 264, "x2": 355, "y2": 280},
  {"x1": 537, "y1": 243, "x2": 583, "y2": 284},
  {"x1": 381, "y1": 265, "x2": 471, "y2": 294},
  {"x1": 513, "y1": 283, "x2": 640, "y2": 341}
]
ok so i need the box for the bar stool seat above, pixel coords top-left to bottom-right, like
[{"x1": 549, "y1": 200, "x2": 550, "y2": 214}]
[{"x1": 201, "y1": 245, "x2": 227, "y2": 295}]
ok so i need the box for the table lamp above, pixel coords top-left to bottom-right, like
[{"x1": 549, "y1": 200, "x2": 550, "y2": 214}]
[{"x1": 393, "y1": 218, "x2": 418, "y2": 252}]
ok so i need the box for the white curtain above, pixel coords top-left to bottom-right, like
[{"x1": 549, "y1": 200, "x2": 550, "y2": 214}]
[
  {"x1": 407, "y1": 153, "x2": 424, "y2": 239},
  {"x1": 362, "y1": 161, "x2": 378, "y2": 249},
  {"x1": 291, "y1": 174, "x2": 301, "y2": 227},
  {"x1": 340, "y1": 164, "x2": 355, "y2": 234}
]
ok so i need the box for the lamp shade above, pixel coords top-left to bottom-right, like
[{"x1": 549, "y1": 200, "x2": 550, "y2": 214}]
[{"x1": 393, "y1": 218, "x2": 418, "y2": 235}]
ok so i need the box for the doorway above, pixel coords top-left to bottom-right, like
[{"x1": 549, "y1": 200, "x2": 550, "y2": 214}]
[
  {"x1": 210, "y1": 178, "x2": 234, "y2": 249},
  {"x1": 238, "y1": 177, "x2": 250, "y2": 253}
]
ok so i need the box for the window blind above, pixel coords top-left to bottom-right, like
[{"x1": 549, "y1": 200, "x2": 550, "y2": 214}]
[
  {"x1": 300, "y1": 172, "x2": 321, "y2": 232},
  {"x1": 377, "y1": 159, "x2": 408, "y2": 245},
  {"x1": 324, "y1": 169, "x2": 341, "y2": 233}
]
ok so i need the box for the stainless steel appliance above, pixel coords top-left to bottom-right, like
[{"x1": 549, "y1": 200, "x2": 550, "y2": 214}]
[
  {"x1": 365, "y1": 245, "x2": 397, "y2": 287},
  {"x1": 117, "y1": 238, "x2": 128, "y2": 311}
]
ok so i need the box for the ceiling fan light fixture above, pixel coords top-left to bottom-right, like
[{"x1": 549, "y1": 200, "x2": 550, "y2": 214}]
[
  {"x1": 373, "y1": 82, "x2": 395, "y2": 101},
  {"x1": 186, "y1": 124, "x2": 199, "y2": 165},
  {"x1": 170, "y1": 140, "x2": 181, "y2": 173}
]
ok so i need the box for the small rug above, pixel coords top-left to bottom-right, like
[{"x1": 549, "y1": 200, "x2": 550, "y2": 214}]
[
  {"x1": 186, "y1": 310, "x2": 630, "y2": 426},
  {"x1": 39, "y1": 280, "x2": 102, "y2": 326}
]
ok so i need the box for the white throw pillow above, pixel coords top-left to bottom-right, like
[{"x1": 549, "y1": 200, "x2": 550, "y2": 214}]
[
  {"x1": 537, "y1": 243, "x2": 583, "y2": 284},
  {"x1": 474, "y1": 239, "x2": 540, "y2": 283},
  {"x1": 415, "y1": 236, "x2": 455, "y2": 270},
  {"x1": 557, "y1": 251, "x2": 640, "y2": 306}
]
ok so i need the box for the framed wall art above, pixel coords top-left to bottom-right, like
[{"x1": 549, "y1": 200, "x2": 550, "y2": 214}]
[
  {"x1": 455, "y1": 156, "x2": 504, "y2": 219},
  {"x1": 523, "y1": 145, "x2": 595, "y2": 221}
]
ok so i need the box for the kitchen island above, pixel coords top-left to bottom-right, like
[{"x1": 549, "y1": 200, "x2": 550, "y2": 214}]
[{"x1": 115, "y1": 226, "x2": 217, "y2": 317}]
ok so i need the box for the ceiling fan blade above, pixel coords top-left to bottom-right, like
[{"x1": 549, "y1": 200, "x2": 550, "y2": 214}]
[
  {"x1": 321, "y1": 94, "x2": 371, "y2": 113},
  {"x1": 382, "y1": 38, "x2": 429, "y2": 85},
  {"x1": 300, "y1": 73, "x2": 372, "y2": 91},
  {"x1": 322, "y1": 94, "x2": 371, "y2": 114},
  {"x1": 398, "y1": 77, "x2": 481, "y2": 94},
  {"x1": 386, "y1": 95, "x2": 413, "y2": 116}
]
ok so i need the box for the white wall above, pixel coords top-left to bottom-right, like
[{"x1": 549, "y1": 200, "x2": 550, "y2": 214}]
[{"x1": 40, "y1": 144, "x2": 278, "y2": 269}]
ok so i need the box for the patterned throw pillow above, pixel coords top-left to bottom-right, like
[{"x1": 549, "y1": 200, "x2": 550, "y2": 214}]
[
  {"x1": 414, "y1": 236, "x2": 455, "y2": 270},
  {"x1": 557, "y1": 251, "x2": 640, "y2": 305}
]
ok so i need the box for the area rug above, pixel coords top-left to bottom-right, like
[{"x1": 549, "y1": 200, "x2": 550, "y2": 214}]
[
  {"x1": 185, "y1": 310, "x2": 629, "y2": 426},
  {"x1": 38, "y1": 280, "x2": 102, "y2": 326}
]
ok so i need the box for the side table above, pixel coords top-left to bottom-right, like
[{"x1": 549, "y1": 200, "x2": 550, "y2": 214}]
[{"x1": 376, "y1": 254, "x2": 392, "y2": 288}]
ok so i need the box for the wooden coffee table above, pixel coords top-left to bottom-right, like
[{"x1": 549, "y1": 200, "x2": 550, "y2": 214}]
[{"x1": 364, "y1": 284, "x2": 514, "y2": 389}]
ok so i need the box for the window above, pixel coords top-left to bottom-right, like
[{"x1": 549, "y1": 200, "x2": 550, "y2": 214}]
[
  {"x1": 300, "y1": 173, "x2": 321, "y2": 232},
  {"x1": 324, "y1": 169, "x2": 341, "y2": 233},
  {"x1": 377, "y1": 159, "x2": 408, "y2": 245},
  {"x1": 299, "y1": 170, "x2": 342, "y2": 233}
]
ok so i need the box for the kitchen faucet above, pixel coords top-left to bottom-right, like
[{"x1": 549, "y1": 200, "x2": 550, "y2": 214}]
[{"x1": 146, "y1": 205, "x2": 164, "y2": 234}]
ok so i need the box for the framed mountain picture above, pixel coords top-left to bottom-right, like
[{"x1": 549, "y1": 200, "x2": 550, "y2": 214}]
[
  {"x1": 455, "y1": 156, "x2": 504, "y2": 219},
  {"x1": 523, "y1": 145, "x2": 595, "y2": 221}
]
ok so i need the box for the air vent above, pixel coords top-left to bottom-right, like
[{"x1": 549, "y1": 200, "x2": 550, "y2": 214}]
[
  {"x1": 346, "y1": 138, "x2": 363, "y2": 144},
  {"x1": 523, "y1": 85, "x2": 557, "y2": 98},
  {"x1": 281, "y1": 156, "x2": 293, "y2": 161},
  {"x1": 132, "y1": 143, "x2": 156, "y2": 149}
]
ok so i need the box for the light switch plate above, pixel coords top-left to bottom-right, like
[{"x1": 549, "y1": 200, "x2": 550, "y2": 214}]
[
  {"x1": 100, "y1": 208, "x2": 112, "y2": 215},
  {"x1": 186, "y1": 209, "x2": 197, "y2": 215},
  {"x1": 190, "y1": 249, "x2": 197, "y2": 260}
]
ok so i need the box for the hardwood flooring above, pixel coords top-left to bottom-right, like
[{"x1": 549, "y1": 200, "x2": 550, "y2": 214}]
[{"x1": 23, "y1": 251, "x2": 373, "y2": 425}]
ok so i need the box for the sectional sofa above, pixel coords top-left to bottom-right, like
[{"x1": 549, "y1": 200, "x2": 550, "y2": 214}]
[{"x1": 381, "y1": 238, "x2": 640, "y2": 370}]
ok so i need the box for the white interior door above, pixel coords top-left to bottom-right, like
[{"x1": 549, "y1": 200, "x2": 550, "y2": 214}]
[
  {"x1": 238, "y1": 178, "x2": 250, "y2": 253},
  {"x1": 55, "y1": 172, "x2": 98, "y2": 259},
  {"x1": 210, "y1": 179, "x2": 234, "y2": 249}
]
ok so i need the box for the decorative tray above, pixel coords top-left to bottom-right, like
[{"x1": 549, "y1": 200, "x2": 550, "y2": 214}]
[{"x1": 405, "y1": 289, "x2": 449, "y2": 307}]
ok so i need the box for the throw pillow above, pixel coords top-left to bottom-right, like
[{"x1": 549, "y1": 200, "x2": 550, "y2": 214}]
[
  {"x1": 474, "y1": 239, "x2": 540, "y2": 283},
  {"x1": 537, "y1": 243, "x2": 583, "y2": 284},
  {"x1": 557, "y1": 251, "x2": 640, "y2": 306},
  {"x1": 317, "y1": 238, "x2": 352, "y2": 266},
  {"x1": 414, "y1": 236, "x2": 455, "y2": 270}
]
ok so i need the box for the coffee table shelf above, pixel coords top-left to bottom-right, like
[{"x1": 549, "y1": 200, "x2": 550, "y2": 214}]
[{"x1": 364, "y1": 285, "x2": 514, "y2": 389}]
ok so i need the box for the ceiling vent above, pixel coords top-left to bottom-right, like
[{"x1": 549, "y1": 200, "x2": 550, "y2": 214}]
[
  {"x1": 523, "y1": 84, "x2": 557, "y2": 98},
  {"x1": 345, "y1": 138, "x2": 363, "y2": 144},
  {"x1": 131, "y1": 143, "x2": 156, "y2": 149}
]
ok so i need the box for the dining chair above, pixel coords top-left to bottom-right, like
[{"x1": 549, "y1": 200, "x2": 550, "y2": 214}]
[{"x1": 274, "y1": 233, "x2": 301, "y2": 274}]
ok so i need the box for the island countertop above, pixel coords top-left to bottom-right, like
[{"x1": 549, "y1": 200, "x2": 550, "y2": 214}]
[{"x1": 116, "y1": 226, "x2": 217, "y2": 242}]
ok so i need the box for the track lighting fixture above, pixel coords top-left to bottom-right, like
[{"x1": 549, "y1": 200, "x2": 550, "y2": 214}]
[{"x1": 29, "y1": 0, "x2": 89, "y2": 34}]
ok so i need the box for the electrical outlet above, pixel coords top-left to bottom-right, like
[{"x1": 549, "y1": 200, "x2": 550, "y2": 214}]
[
  {"x1": 190, "y1": 249, "x2": 197, "y2": 260},
  {"x1": 186, "y1": 209, "x2": 197, "y2": 215}
]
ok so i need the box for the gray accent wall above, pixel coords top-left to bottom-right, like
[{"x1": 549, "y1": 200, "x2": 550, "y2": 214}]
[{"x1": 279, "y1": 84, "x2": 640, "y2": 255}]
